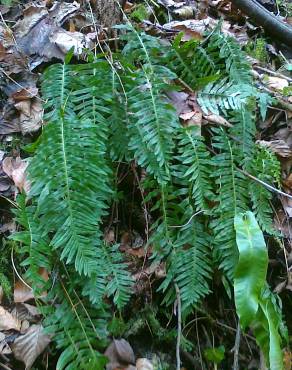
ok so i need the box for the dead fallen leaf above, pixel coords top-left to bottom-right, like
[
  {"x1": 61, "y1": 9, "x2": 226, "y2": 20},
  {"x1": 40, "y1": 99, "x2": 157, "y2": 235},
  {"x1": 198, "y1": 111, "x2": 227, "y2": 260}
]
[
  {"x1": 257, "y1": 140, "x2": 292, "y2": 158},
  {"x1": 14, "y1": 98, "x2": 43, "y2": 134},
  {"x1": 266, "y1": 76, "x2": 289, "y2": 91},
  {"x1": 0, "y1": 306, "x2": 21, "y2": 331},
  {"x1": 50, "y1": 29, "x2": 93, "y2": 56},
  {"x1": 281, "y1": 197, "x2": 292, "y2": 218},
  {"x1": 2, "y1": 157, "x2": 30, "y2": 193},
  {"x1": 163, "y1": 17, "x2": 248, "y2": 42},
  {"x1": 11, "y1": 304, "x2": 40, "y2": 323},
  {"x1": 0, "y1": 334, "x2": 12, "y2": 355},
  {"x1": 284, "y1": 349, "x2": 292, "y2": 370},
  {"x1": 12, "y1": 324, "x2": 51, "y2": 370},
  {"x1": 136, "y1": 358, "x2": 154, "y2": 370},
  {"x1": 203, "y1": 113, "x2": 232, "y2": 127},
  {"x1": 105, "y1": 339, "x2": 135, "y2": 370},
  {"x1": 14, "y1": 280, "x2": 34, "y2": 304}
]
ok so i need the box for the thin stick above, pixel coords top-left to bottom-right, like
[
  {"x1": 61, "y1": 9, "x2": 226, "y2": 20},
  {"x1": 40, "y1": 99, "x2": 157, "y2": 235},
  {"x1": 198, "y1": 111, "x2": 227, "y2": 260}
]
[
  {"x1": 241, "y1": 169, "x2": 292, "y2": 200},
  {"x1": 232, "y1": 322, "x2": 241, "y2": 370},
  {"x1": 169, "y1": 210, "x2": 204, "y2": 228},
  {"x1": 11, "y1": 246, "x2": 32, "y2": 290},
  {"x1": 0, "y1": 69, "x2": 46, "y2": 103},
  {"x1": 175, "y1": 283, "x2": 182, "y2": 370},
  {"x1": 0, "y1": 362, "x2": 13, "y2": 370},
  {"x1": 254, "y1": 65, "x2": 292, "y2": 83}
]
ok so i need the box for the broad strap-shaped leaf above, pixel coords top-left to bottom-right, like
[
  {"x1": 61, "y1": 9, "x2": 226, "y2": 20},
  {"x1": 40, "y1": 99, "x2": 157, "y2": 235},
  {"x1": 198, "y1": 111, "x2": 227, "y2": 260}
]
[
  {"x1": 234, "y1": 211, "x2": 268, "y2": 329},
  {"x1": 252, "y1": 288, "x2": 286, "y2": 370}
]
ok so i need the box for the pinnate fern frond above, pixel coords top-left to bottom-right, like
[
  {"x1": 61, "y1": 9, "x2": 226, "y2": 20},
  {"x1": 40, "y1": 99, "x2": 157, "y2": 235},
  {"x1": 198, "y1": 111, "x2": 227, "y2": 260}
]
[
  {"x1": 198, "y1": 78, "x2": 245, "y2": 115},
  {"x1": 10, "y1": 194, "x2": 52, "y2": 295},
  {"x1": 176, "y1": 126, "x2": 213, "y2": 212},
  {"x1": 211, "y1": 128, "x2": 249, "y2": 278},
  {"x1": 247, "y1": 147, "x2": 281, "y2": 234},
  {"x1": 29, "y1": 63, "x2": 113, "y2": 277},
  {"x1": 125, "y1": 65, "x2": 180, "y2": 184}
]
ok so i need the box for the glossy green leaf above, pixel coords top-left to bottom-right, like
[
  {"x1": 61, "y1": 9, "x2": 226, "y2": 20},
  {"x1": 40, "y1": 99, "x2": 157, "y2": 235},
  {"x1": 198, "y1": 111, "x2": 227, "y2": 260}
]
[
  {"x1": 253, "y1": 288, "x2": 285, "y2": 370},
  {"x1": 234, "y1": 211, "x2": 268, "y2": 329}
]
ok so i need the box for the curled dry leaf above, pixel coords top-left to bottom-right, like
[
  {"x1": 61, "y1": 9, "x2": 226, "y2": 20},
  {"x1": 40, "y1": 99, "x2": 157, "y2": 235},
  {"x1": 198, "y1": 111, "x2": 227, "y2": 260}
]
[
  {"x1": 2, "y1": 157, "x2": 30, "y2": 193},
  {"x1": 203, "y1": 114, "x2": 232, "y2": 127},
  {"x1": 266, "y1": 76, "x2": 289, "y2": 91},
  {"x1": 257, "y1": 139, "x2": 292, "y2": 158},
  {"x1": 14, "y1": 98, "x2": 43, "y2": 134},
  {"x1": 105, "y1": 339, "x2": 135, "y2": 370},
  {"x1": 12, "y1": 304, "x2": 40, "y2": 323},
  {"x1": 11, "y1": 324, "x2": 51, "y2": 370},
  {"x1": 14, "y1": 280, "x2": 34, "y2": 304},
  {"x1": 136, "y1": 358, "x2": 154, "y2": 370},
  {"x1": 163, "y1": 17, "x2": 248, "y2": 42},
  {"x1": 0, "y1": 333, "x2": 12, "y2": 355},
  {"x1": 0, "y1": 306, "x2": 21, "y2": 331},
  {"x1": 50, "y1": 30, "x2": 93, "y2": 55}
]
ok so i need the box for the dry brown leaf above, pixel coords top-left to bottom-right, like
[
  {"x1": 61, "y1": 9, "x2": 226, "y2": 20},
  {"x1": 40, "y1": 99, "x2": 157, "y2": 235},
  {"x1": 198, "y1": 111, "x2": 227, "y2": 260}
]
[
  {"x1": 12, "y1": 304, "x2": 40, "y2": 323},
  {"x1": 203, "y1": 114, "x2": 232, "y2": 127},
  {"x1": 281, "y1": 197, "x2": 292, "y2": 218},
  {"x1": 14, "y1": 98, "x2": 43, "y2": 134},
  {"x1": 105, "y1": 339, "x2": 135, "y2": 370},
  {"x1": 14, "y1": 280, "x2": 34, "y2": 304},
  {"x1": 0, "y1": 306, "x2": 21, "y2": 331},
  {"x1": 11, "y1": 324, "x2": 51, "y2": 370},
  {"x1": 12, "y1": 87, "x2": 39, "y2": 102},
  {"x1": 257, "y1": 139, "x2": 292, "y2": 158},
  {"x1": 49, "y1": 30, "x2": 93, "y2": 56},
  {"x1": 136, "y1": 358, "x2": 153, "y2": 370},
  {"x1": 0, "y1": 286, "x2": 3, "y2": 304},
  {"x1": 266, "y1": 76, "x2": 289, "y2": 91},
  {"x1": 163, "y1": 17, "x2": 248, "y2": 42},
  {"x1": 0, "y1": 334, "x2": 12, "y2": 355},
  {"x1": 2, "y1": 157, "x2": 30, "y2": 193},
  {"x1": 284, "y1": 349, "x2": 292, "y2": 370}
]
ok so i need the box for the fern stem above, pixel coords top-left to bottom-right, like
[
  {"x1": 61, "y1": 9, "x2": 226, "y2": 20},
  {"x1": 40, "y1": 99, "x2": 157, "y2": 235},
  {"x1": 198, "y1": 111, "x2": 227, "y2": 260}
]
[{"x1": 175, "y1": 283, "x2": 182, "y2": 370}]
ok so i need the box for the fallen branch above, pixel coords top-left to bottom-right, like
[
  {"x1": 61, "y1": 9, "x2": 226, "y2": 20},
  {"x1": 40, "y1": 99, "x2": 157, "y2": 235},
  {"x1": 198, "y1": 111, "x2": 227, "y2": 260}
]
[{"x1": 232, "y1": 0, "x2": 292, "y2": 46}]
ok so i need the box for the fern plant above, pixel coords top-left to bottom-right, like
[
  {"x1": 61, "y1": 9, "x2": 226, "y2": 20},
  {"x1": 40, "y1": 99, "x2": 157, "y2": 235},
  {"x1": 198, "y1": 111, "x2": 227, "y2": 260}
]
[{"x1": 10, "y1": 22, "x2": 287, "y2": 369}]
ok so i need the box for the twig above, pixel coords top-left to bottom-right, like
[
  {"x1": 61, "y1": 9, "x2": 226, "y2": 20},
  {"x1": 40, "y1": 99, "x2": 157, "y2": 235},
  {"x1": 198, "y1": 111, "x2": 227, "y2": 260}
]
[
  {"x1": 216, "y1": 320, "x2": 256, "y2": 341},
  {"x1": 241, "y1": 169, "x2": 292, "y2": 200},
  {"x1": 11, "y1": 246, "x2": 33, "y2": 290},
  {"x1": 0, "y1": 362, "x2": 12, "y2": 370},
  {"x1": 0, "y1": 68, "x2": 46, "y2": 103},
  {"x1": 169, "y1": 210, "x2": 204, "y2": 229},
  {"x1": 254, "y1": 65, "x2": 292, "y2": 83},
  {"x1": 232, "y1": 322, "x2": 241, "y2": 370},
  {"x1": 174, "y1": 283, "x2": 182, "y2": 370}
]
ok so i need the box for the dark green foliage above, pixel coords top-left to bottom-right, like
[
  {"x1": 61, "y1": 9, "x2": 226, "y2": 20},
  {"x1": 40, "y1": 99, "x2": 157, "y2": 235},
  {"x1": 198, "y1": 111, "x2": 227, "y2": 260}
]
[
  {"x1": 247, "y1": 147, "x2": 281, "y2": 234},
  {"x1": 11, "y1": 23, "x2": 285, "y2": 369},
  {"x1": 211, "y1": 128, "x2": 250, "y2": 278}
]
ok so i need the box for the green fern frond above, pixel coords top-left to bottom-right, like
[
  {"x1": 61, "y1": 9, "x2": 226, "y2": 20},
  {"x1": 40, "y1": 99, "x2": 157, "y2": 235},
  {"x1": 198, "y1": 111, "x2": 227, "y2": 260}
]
[
  {"x1": 109, "y1": 85, "x2": 132, "y2": 162},
  {"x1": 209, "y1": 31, "x2": 252, "y2": 85},
  {"x1": 174, "y1": 217, "x2": 212, "y2": 309},
  {"x1": 10, "y1": 194, "x2": 52, "y2": 295},
  {"x1": 44, "y1": 277, "x2": 109, "y2": 370},
  {"x1": 229, "y1": 106, "x2": 256, "y2": 166},
  {"x1": 176, "y1": 126, "x2": 214, "y2": 212},
  {"x1": 247, "y1": 147, "x2": 281, "y2": 234},
  {"x1": 29, "y1": 62, "x2": 113, "y2": 277},
  {"x1": 197, "y1": 78, "x2": 245, "y2": 115},
  {"x1": 125, "y1": 66, "x2": 180, "y2": 184},
  {"x1": 211, "y1": 128, "x2": 249, "y2": 278},
  {"x1": 165, "y1": 33, "x2": 221, "y2": 89}
]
